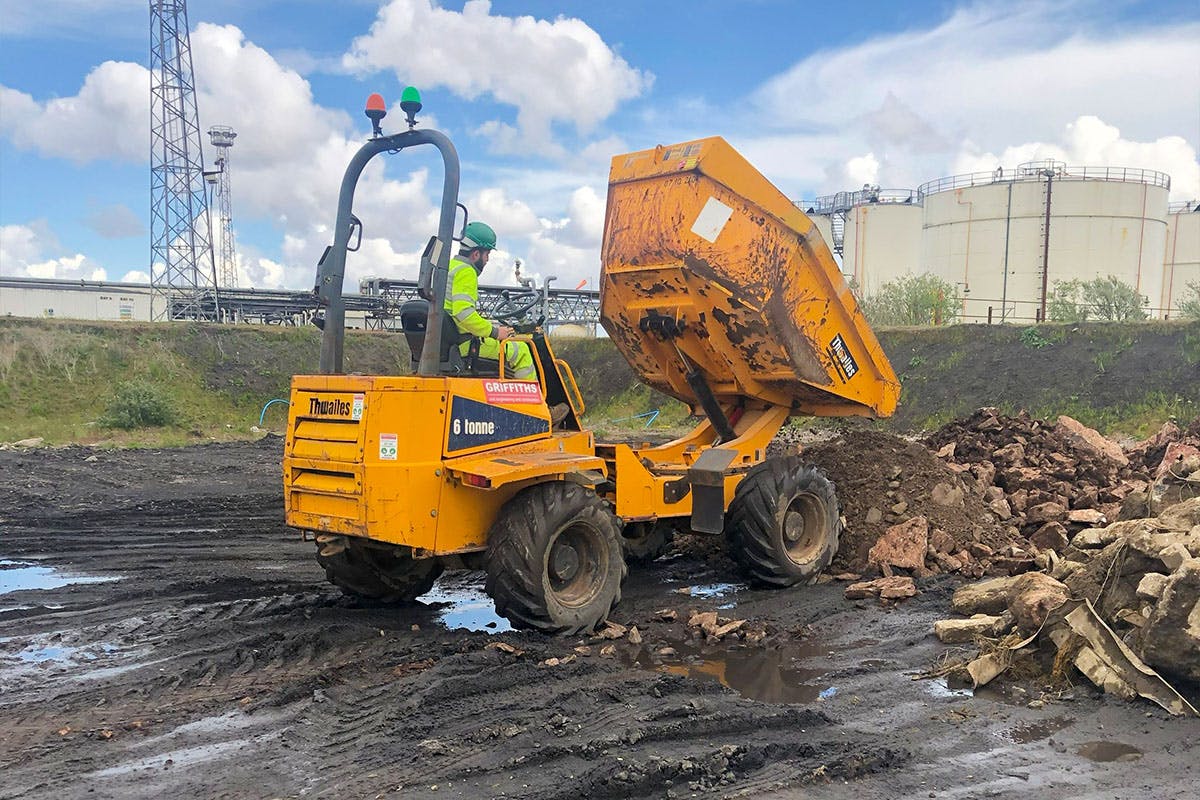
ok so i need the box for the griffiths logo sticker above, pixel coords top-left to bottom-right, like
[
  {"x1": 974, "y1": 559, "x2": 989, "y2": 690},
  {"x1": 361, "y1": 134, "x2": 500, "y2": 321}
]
[
  {"x1": 447, "y1": 396, "x2": 549, "y2": 452},
  {"x1": 482, "y1": 380, "x2": 543, "y2": 405}
]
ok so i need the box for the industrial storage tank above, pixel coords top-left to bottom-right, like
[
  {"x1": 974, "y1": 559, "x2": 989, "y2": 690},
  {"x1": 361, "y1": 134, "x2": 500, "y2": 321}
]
[
  {"x1": 797, "y1": 188, "x2": 922, "y2": 292},
  {"x1": 920, "y1": 161, "x2": 1171, "y2": 323},
  {"x1": 1161, "y1": 201, "x2": 1200, "y2": 317}
]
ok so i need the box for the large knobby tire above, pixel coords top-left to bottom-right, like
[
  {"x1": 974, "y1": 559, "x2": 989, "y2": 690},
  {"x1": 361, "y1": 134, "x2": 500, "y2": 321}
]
[
  {"x1": 485, "y1": 482, "x2": 627, "y2": 635},
  {"x1": 621, "y1": 520, "x2": 676, "y2": 564},
  {"x1": 726, "y1": 457, "x2": 840, "y2": 588},
  {"x1": 316, "y1": 540, "x2": 442, "y2": 602}
]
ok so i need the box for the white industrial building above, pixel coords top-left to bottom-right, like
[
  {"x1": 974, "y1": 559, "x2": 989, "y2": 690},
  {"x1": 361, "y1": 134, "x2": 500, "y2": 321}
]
[
  {"x1": 806, "y1": 163, "x2": 1199, "y2": 323},
  {"x1": 0, "y1": 277, "x2": 154, "y2": 321}
]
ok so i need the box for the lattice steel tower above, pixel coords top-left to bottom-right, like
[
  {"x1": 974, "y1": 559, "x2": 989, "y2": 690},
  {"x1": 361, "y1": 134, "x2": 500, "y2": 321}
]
[
  {"x1": 150, "y1": 1, "x2": 219, "y2": 320},
  {"x1": 206, "y1": 125, "x2": 238, "y2": 288}
]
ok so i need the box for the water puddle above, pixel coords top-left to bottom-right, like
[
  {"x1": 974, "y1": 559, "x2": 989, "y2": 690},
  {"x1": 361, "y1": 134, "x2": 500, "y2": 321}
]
[
  {"x1": 1076, "y1": 741, "x2": 1142, "y2": 762},
  {"x1": 3, "y1": 638, "x2": 119, "y2": 665},
  {"x1": 621, "y1": 639, "x2": 833, "y2": 704},
  {"x1": 1002, "y1": 715, "x2": 1074, "y2": 744},
  {"x1": 923, "y1": 677, "x2": 974, "y2": 699},
  {"x1": 0, "y1": 559, "x2": 119, "y2": 594},
  {"x1": 417, "y1": 573, "x2": 510, "y2": 634},
  {"x1": 682, "y1": 582, "x2": 746, "y2": 599}
]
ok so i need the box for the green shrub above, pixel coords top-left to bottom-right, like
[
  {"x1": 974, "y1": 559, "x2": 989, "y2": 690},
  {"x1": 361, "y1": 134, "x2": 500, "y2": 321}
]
[
  {"x1": 1179, "y1": 281, "x2": 1200, "y2": 320},
  {"x1": 101, "y1": 380, "x2": 177, "y2": 429},
  {"x1": 1049, "y1": 276, "x2": 1148, "y2": 322},
  {"x1": 861, "y1": 273, "x2": 960, "y2": 327}
]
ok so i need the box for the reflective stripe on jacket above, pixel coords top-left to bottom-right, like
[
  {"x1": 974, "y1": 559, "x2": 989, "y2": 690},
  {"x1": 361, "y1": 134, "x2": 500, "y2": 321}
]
[{"x1": 444, "y1": 256, "x2": 498, "y2": 340}]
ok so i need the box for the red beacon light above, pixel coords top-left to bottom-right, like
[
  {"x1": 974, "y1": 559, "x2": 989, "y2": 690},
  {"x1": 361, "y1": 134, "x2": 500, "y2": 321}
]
[{"x1": 365, "y1": 93, "x2": 387, "y2": 137}]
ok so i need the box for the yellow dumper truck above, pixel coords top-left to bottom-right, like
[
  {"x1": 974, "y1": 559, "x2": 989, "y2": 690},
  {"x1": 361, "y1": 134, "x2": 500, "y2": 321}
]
[{"x1": 284, "y1": 90, "x2": 899, "y2": 634}]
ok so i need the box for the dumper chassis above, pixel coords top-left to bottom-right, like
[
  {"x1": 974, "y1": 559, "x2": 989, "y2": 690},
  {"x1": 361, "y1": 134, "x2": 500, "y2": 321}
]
[{"x1": 284, "y1": 89, "x2": 900, "y2": 634}]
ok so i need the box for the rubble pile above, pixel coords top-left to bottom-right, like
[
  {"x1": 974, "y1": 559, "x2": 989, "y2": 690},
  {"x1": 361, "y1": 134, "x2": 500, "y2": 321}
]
[
  {"x1": 933, "y1": 496, "x2": 1200, "y2": 716},
  {"x1": 926, "y1": 409, "x2": 1143, "y2": 537},
  {"x1": 802, "y1": 429, "x2": 1029, "y2": 580}
]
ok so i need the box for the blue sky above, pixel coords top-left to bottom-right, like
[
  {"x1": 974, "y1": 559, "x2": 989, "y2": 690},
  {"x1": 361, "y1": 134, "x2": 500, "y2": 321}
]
[{"x1": 1, "y1": 0, "x2": 1198, "y2": 291}]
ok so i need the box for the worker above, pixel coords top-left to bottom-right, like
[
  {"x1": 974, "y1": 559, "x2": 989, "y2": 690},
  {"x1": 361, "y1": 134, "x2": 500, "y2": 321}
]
[{"x1": 445, "y1": 222, "x2": 569, "y2": 425}]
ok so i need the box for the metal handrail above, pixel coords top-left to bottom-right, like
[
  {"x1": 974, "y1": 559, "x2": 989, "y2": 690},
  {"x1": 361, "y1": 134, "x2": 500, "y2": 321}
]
[{"x1": 918, "y1": 165, "x2": 1171, "y2": 199}]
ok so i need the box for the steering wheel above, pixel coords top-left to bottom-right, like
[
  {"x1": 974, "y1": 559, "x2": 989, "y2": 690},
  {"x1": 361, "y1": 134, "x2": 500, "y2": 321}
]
[{"x1": 491, "y1": 289, "x2": 542, "y2": 324}]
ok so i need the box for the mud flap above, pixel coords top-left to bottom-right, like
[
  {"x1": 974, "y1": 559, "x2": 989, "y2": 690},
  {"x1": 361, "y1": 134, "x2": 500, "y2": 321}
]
[{"x1": 688, "y1": 448, "x2": 738, "y2": 534}]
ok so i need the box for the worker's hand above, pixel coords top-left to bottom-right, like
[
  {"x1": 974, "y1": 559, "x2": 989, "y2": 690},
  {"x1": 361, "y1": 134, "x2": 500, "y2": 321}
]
[{"x1": 496, "y1": 325, "x2": 515, "y2": 341}]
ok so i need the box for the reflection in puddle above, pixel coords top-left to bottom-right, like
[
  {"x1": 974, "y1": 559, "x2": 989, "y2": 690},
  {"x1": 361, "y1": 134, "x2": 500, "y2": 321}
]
[
  {"x1": 1076, "y1": 741, "x2": 1142, "y2": 762},
  {"x1": 417, "y1": 573, "x2": 510, "y2": 634},
  {"x1": 1, "y1": 638, "x2": 120, "y2": 667},
  {"x1": 923, "y1": 677, "x2": 974, "y2": 699},
  {"x1": 1002, "y1": 715, "x2": 1074, "y2": 744},
  {"x1": 622, "y1": 640, "x2": 831, "y2": 704},
  {"x1": 0, "y1": 560, "x2": 120, "y2": 594},
  {"x1": 686, "y1": 583, "x2": 746, "y2": 599}
]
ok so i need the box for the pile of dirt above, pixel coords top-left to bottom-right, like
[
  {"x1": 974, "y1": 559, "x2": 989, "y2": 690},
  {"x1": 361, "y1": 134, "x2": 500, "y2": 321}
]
[{"x1": 801, "y1": 429, "x2": 1022, "y2": 575}]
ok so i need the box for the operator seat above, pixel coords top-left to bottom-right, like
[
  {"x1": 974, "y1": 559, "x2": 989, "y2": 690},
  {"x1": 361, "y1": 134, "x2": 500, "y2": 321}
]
[{"x1": 399, "y1": 299, "x2": 499, "y2": 376}]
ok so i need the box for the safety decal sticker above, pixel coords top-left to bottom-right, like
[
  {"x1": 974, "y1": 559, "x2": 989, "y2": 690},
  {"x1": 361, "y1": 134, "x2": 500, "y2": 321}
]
[
  {"x1": 352, "y1": 394, "x2": 364, "y2": 420},
  {"x1": 829, "y1": 333, "x2": 859, "y2": 381},
  {"x1": 447, "y1": 395, "x2": 549, "y2": 452},
  {"x1": 482, "y1": 380, "x2": 543, "y2": 405},
  {"x1": 691, "y1": 196, "x2": 733, "y2": 243},
  {"x1": 379, "y1": 433, "x2": 398, "y2": 461}
]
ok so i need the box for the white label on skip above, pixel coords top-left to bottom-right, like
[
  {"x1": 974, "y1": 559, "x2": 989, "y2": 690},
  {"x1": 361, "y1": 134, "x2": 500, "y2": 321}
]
[
  {"x1": 379, "y1": 433, "x2": 398, "y2": 461},
  {"x1": 691, "y1": 196, "x2": 733, "y2": 243}
]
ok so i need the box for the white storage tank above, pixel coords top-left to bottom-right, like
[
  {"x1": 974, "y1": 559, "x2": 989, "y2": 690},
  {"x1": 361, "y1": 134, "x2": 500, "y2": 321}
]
[
  {"x1": 795, "y1": 190, "x2": 922, "y2": 292},
  {"x1": 1161, "y1": 201, "x2": 1200, "y2": 317},
  {"x1": 920, "y1": 161, "x2": 1171, "y2": 323},
  {"x1": 842, "y1": 196, "x2": 923, "y2": 296}
]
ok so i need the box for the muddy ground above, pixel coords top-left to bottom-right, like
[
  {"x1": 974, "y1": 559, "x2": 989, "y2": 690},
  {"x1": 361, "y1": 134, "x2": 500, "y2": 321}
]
[{"x1": 1, "y1": 438, "x2": 1197, "y2": 799}]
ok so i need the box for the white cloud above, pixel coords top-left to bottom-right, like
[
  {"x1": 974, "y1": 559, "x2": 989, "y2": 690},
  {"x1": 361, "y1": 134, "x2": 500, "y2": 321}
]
[
  {"x1": 0, "y1": 62, "x2": 149, "y2": 163},
  {"x1": 842, "y1": 153, "x2": 881, "y2": 188},
  {"x1": 954, "y1": 116, "x2": 1200, "y2": 200},
  {"x1": 742, "y1": 3, "x2": 1200, "y2": 196},
  {"x1": 1, "y1": 221, "x2": 107, "y2": 280},
  {"x1": 342, "y1": 0, "x2": 651, "y2": 155}
]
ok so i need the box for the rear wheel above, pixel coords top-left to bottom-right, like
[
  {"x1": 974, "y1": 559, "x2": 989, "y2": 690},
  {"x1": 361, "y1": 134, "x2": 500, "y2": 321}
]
[
  {"x1": 485, "y1": 481, "x2": 626, "y2": 634},
  {"x1": 726, "y1": 457, "x2": 840, "y2": 587},
  {"x1": 622, "y1": 520, "x2": 676, "y2": 563},
  {"x1": 316, "y1": 539, "x2": 442, "y2": 602}
]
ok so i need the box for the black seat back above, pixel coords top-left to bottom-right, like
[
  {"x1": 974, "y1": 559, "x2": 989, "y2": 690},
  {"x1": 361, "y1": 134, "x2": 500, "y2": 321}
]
[{"x1": 399, "y1": 299, "x2": 469, "y2": 372}]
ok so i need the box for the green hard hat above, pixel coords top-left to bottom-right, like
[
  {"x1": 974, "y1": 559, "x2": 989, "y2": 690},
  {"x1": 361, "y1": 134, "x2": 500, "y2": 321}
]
[{"x1": 462, "y1": 221, "x2": 497, "y2": 251}]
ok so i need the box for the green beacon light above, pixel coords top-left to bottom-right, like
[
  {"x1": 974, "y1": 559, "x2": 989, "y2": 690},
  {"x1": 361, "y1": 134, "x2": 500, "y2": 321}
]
[{"x1": 400, "y1": 86, "x2": 422, "y2": 129}]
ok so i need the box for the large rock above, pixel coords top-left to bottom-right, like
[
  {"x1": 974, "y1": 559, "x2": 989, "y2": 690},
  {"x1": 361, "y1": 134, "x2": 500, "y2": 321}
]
[
  {"x1": 1030, "y1": 522, "x2": 1069, "y2": 553},
  {"x1": 1056, "y1": 415, "x2": 1129, "y2": 467},
  {"x1": 1006, "y1": 572, "x2": 1070, "y2": 633},
  {"x1": 1157, "y1": 498, "x2": 1200, "y2": 532},
  {"x1": 1139, "y1": 559, "x2": 1200, "y2": 682},
  {"x1": 1026, "y1": 502, "x2": 1067, "y2": 525},
  {"x1": 868, "y1": 516, "x2": 928, "y2": 571},
  {"x1": 845, "y1": 576, "x2": 918, "y2": 602},
  {"x1": 933, "y1": 613, "x2": 1011, "y2": 643},
  {"x1": 931, "y1": 482, "x2": 966, "y2": 507},
  {"x1": 951, "y1": 575, "x2": 1022, "y2": 616}
]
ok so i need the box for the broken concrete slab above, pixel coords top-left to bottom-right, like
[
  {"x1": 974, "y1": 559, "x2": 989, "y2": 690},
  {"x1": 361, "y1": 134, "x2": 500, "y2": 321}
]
[
  {"x1": 845, "y1": 576, "x2": 917, "y2": 602},
  {"x1": 1058, "y1": 600, "x2": 1197, "y2": 716},
  {"x1": 1139, "y1": 558, "x2": 1200, "y2": 683},
  {"x1": 1136, "y1": 572, "x2": 1169, "y2": 600},
  {"x1": 933, "y1": 613, "x2": 1011, "y2": 643},
  {"x1": 951, "y1": 575, "x2": 1021, "y2": 616}
]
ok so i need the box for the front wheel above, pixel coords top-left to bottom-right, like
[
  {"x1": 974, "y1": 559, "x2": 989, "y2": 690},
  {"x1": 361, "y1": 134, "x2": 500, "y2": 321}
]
[
  {"x1": 316, "y1": 540, "x2": 442, "y2": 602},
  {"x1": 485, "y1": 482, "x2": 626, "y2": 634},
  {"x1": 726, "y1": 458, "x2": 840, "y2": 588}
]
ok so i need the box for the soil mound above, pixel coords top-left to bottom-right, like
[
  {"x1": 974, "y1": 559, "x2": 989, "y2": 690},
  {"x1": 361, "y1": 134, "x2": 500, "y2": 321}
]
[{"x1": 801, "y1": 429, "x2": 1015, "y2": 573}]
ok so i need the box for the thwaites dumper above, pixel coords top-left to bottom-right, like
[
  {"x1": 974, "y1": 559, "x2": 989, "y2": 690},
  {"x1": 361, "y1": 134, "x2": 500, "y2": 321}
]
[{"x1": 284, "y1": 91, "x2": 900, "y2": 634}]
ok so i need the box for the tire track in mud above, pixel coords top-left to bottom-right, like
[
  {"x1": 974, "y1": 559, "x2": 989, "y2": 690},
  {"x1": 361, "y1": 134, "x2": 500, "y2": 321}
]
[{"x1": 5, "y1": 439, "x2": 1191, "y2": 800}]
